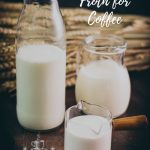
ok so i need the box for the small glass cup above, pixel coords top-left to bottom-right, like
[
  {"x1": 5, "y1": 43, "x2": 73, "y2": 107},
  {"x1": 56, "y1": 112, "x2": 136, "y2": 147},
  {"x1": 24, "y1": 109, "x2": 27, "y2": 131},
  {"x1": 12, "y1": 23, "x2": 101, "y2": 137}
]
[
  {"x1": 75, "y1": 34, "x2": 131, "y2": 118},
  {"x1": 64, "y1": 101, "x2": 112, "y2": 150}
]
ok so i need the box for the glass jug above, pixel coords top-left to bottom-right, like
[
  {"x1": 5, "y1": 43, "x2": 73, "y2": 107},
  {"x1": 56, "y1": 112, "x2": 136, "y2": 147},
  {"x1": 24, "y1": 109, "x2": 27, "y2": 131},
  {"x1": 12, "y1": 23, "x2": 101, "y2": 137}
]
[
  {"x1": 75, "y1": 34, "x2": 131, "y2": 118},
  {"x1": 16, "y1": 0, "x2": 66, "y2": 130},
  {"x1": 65, "y1": 101, "x2": 112, "y2": 150}
]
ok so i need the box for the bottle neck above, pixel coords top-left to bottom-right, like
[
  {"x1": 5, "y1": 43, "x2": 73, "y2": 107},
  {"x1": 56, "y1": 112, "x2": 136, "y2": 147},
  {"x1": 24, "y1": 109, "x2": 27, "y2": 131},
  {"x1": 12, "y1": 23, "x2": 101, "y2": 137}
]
[{"x1": 24, "y1": 0, "x2": 54, "y2": 4}]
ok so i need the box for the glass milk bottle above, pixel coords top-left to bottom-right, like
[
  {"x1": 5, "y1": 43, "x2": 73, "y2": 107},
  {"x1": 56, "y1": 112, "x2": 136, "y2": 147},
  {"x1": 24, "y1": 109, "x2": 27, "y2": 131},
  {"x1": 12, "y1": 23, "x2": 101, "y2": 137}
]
[
  {"x1": 76, "y1": 35, "x2": 131, "y2": 118},
  {"x1": 16, "y1": 0, "x2": 66, "y2": 130}
]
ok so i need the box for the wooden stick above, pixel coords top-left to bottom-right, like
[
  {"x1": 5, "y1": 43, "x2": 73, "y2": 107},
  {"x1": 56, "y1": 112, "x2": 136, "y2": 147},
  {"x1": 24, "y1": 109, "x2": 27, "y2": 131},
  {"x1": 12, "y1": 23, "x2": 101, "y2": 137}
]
[{"x1": 112, "y1": 115, "x2": 148, "y2": 130}]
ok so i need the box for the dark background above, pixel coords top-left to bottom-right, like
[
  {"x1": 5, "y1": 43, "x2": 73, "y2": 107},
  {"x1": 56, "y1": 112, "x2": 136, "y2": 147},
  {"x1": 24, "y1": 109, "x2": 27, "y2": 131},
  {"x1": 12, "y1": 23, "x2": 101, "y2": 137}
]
[{"x1": 0, "y1": 0, "x2": 150, "y2": 16}]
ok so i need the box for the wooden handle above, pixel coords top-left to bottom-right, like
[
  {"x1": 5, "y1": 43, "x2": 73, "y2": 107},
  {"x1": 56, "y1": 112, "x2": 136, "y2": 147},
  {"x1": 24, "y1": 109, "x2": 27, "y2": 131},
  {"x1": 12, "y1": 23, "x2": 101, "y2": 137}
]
[{"x1": 112, "y1": 115, "x2": 148, "y2": 130}]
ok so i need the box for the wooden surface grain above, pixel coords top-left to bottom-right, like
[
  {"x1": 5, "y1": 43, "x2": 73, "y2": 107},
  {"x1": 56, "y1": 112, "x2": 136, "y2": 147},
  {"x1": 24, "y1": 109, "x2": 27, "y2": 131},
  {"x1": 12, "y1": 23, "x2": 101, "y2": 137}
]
[{"x1": 0, "y1": 70, "x2": 150, "y2": 150}]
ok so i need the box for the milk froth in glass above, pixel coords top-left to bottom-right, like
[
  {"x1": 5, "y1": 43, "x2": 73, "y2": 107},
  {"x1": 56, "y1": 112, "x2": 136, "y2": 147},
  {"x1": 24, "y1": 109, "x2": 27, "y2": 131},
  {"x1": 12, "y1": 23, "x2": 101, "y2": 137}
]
[{"x1": 65, "y1": 101, "x2": 112, "y2": 150}]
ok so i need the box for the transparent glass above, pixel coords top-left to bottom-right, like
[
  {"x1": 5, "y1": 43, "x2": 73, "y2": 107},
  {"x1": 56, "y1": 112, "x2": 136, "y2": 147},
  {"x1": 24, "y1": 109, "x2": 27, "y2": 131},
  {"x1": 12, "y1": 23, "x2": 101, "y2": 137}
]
[
  {"x1": 75, "y1": 34, "x2": 131, "y2": 118},
  {"x1": 16, "y1": 0, "x2": 65, "y2": 49},
  {"x1": 65, "y1": 101, "x2": 112, "y2": 150},
  {"x1": 16, "y1": 0, "x2": 66, "y2": 131}
]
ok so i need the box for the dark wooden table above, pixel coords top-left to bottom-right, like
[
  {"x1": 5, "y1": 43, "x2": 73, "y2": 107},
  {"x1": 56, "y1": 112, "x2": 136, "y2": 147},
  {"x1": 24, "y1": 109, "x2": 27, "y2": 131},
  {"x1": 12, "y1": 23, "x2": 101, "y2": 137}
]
[{"x1": 0, "y1": 70, "x2": 150, "y2": 150}]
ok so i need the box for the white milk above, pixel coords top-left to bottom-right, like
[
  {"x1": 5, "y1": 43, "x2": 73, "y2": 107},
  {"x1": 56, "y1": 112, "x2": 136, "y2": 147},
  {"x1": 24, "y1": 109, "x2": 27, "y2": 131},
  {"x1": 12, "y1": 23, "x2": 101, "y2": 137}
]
[
  {"x1": 16, "y1": 44, "x2": 66, "y2": 130},
  {"x1": 76, "y1": 60, "x2": 130, "y2": 117},
  {"x1": 65, "y1": 115, "x2": 112, "y2": 150}
]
